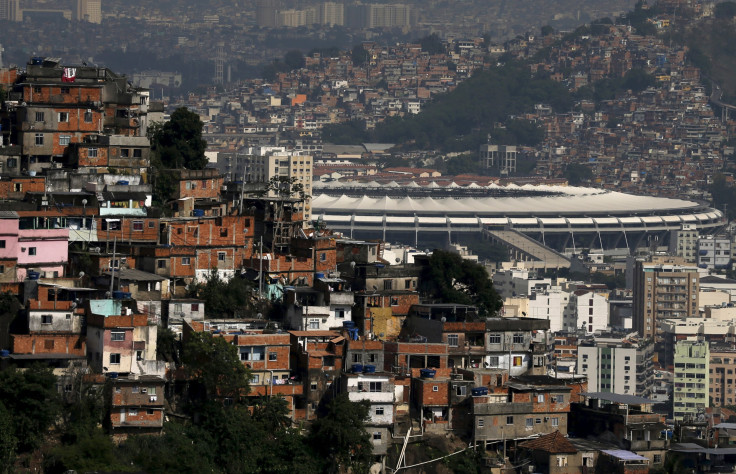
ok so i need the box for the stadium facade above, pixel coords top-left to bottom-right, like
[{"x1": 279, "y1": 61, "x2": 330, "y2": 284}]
[{"x1": 311, "y1": 182, "x2": 724, "y2": 252}]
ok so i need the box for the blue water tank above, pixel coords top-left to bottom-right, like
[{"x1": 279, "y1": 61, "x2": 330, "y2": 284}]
[
  {"x1": 117, "y1": 180, "x2": 129, "y2": 185},
  {"x1": 315, "y1": 272, "x2": 325, "y2": 279},
  {"x1": 108, "y1": 372, "x2": 118, "y2": 379},
  {"x1": 420, "y1": 369, "x2": 436, "y2": 379},
  {"x1": 351, "y1": 364, "x2": 363, "y2": 373},
  {"x1": 122, "y1": 292, "x2": 132, "y2": 299},
  {"x1": 0, "y1": 350, "x2": 9, "y2": 357},
  {"x1": 192, "y1": 209, "x2": 205, "y2": 217},
  {"x1": 27, "y1": 271, "x2": 40, "y2": 280},
  {"x1": 343, "y1": 320, "x2": 355, "y2": 328},
  {"x1": 363, "y1": 365, "x2": 376, "y2": 374},
  {"x1": 471, "y1": 387, "x2": 489, "y2": 396},
  {"x1": 112, "y1": 291, "x2": 125, "y2": 299},
  {"x1": 31, "y1": 57, "x2": 44, "y2": 65}
]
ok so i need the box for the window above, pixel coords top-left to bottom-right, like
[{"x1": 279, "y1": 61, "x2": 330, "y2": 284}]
[
  {"x1": 60, "y1": 87, "x2": 70, "y2": 94},
  {"x1": 506, "y1": 416, "x2": 514, "y2": 425},
  {"x1": 390, "y1": 297, "x2": 399, "y2": 306},
  {"x1": 268, "y1": 352, "x2": 277, "y2": 361},
  {"x1": 0, "y1": 265, "x2": 4, "y2": 274},
  {"x1": 456, "y1": 385, "x2": 467, "y2": 396},
  {"x1": 88, "y1": 147, "x2": 98, "y2": 158},
  {"x1": 121, "y1": 148, "x2": 130, "y2": 158},
  {"x1": 84, "y1": 110, "x2": 93, "y2": 122},
  {"x1": 537, "y1": 394, "x2": 545, "y2": 403},
  {"x1": 489, "y1": 334, "x2": 501, "y2": 344},
  {"x1": 447, "y1": 334, "x2": 459, "y2": 347},
  {"x1": 240, "y1": 346, "x2": 265, "y2": 361},
  {"x1": 35, "y1": 112, "x2": 45, "y2": 122},
  {"x1": 432, "y1": 386, "x2": 439, "y2": 392},
  {"x1": 556, "y1": 456, "x2": 568, "y2": 467},
  {"x1": 28, "y1": 247, "x2": 37, "y2": 256},
  {"x1": 41, "y1": 314, "x2": 52, "y2": 325},
  {"x1": 320, "y1": 252, "x2": 327, "y2": 262},
  {"x1": 551, "y1": 417, "x2": 559, "y2": 427},
  {"x1": 58, "y1": 112, "x2": 69, "y2": 122},
  {"x1": 653, "y1": 454, "x2": 662, "y2": 463},
  {"x1": 488, "y1": 356, "x2": 500, "y2": 366},
  {"x1": 352, "y1": 353, "x2": 362, "y2": 363},
  {"x1": 477, "y1": 419, "x2": 484, "y2": 428},
  {"x1": 513, "y1": 356, "x2": 523, "y2": 367},
  {"x1": 110, "y1": 353, "x2": 121, "y2": 364},
  {"x1": 157, "y1": 259, "x2": 166, "y2": 269},
  {"x1": 111, "y1": 332, "x2": 125, "y2": 341},
  {"x1": 526, "y1": 418, "x2": 533, "y2": 428},
  {"x1": 375, "y1": 407, "x2": 384, "y2": 416},
  {"x1": 147, "y1": 409, "x2": 155, "y2": 415},
  {"x1": 335, "y1": 309, "x2": 345, "y2": 318},
  {"x1": 383, "y1": 280, "x2": 393, "y2": 290},
  {"x1": 373, "y1": 432, "x2": 382, "y2": 440},
  {"x1": 513, "y1": 333, "x2": 524, "y2": 344},
  {"x1": 181, "y1": 257, "x2": 191, "y2": 265},
  {"x1": 369, "y1": 382, "x2": 383, "y2": 392},
  {"x1": 308, "y1": 319, "x2": 320, "y2": 329},
  {"x1": 132, "y1": 220, "x2": 144, "y2": 232},
  {"x1": 251, "y1": 374, "x2": 260, "y2": 384},
  {"x1": 59, "y1": 135, "x2": 71, "y2": 146},
  {"x1": 35, "y1": 133, "x2": 44, "y2": 145},
  {"x1": 217, "y1": 252, "x2": 226, "y2": 261}
]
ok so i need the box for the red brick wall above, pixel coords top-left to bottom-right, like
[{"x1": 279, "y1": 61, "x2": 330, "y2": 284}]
[
  {"x1": 11, "y1": 333, "x2": 86, "y2": 355},
  {"x1": 176, "y1": 176, "x2": 224, "y2": 200},
  {"x1": 24, "y1": 85, "x2": 103, "y2": 104}
]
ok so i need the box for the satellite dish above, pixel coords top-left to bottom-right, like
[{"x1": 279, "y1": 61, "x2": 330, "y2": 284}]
[
  {"x1": 350, "y1": 261, "x2": 356, "y2": 268},
  {"x1": 395, "y1": 258, "x2": 401, "y2": 263},
  {"x1": 78, "y1": 271, "x2": 85, "y2": 278},
  {"x1": 82, "y1": 198, "x2": 87, "y2": 206},
  {"x1": 441, "y1": 317, "x2": 447, "y2": 323},
  {"x1": 256, "y1": 313, "x2": 263, "y2": 319}
]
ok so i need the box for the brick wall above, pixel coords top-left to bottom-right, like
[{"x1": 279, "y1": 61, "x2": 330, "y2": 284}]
[{"x1": 11, "y1": 333, "x2": 86, "y2": 355}]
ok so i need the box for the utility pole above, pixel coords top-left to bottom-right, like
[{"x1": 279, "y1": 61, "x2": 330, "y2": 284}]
[{"x1": 258, "y1": 236, "x2": 263, "y2": 300}]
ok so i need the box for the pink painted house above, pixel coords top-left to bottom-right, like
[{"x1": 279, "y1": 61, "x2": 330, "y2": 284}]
[
  {"x1": 0, "y1": 211, "x2": 20, "y2": 283},
  {"x1": 0, "y1": 212, "x2": 68, "y2": 281}
]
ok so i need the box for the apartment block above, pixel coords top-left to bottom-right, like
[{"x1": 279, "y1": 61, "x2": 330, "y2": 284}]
[
  {"x1": 709, "y1": 346, "x2": 736, "y2": 407},
  {"x1": 672, "y1": 340, "x2": 709, "y2": 421},
  {"x1": 697, "y1": 236, "x2": 731, "y2": 270},
  {"x1": 576, "y1": 334, "x2": 654, "y2": 398},
  {"x1": 633, "y1": 261, "x2": 699, "y2": 340},
  {"x1": 669, "y1": 224, "x2": 699, "y2": 261}
]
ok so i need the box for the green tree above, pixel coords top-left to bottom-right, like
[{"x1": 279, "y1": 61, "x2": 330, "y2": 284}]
[
  {"x1": 0, "y1": 364, "x2": 60, "y2": 452},
  {"x1": 183, "y1": 331, "x2": 250, "y2": 403},
  {"x1": 0, "y1": 292, "x2": 20, "y2": 353},
  {"x1": 157, "y1": 325, "x2": 180, "y2": 365},
  {"x1": 715, "y1": 1, "x2": 736, "y2": 19},
  {"x1": 419, "y1": 34, "x2": 445, "y2": 55},
  {"x1": 564, "y1": 163, "x2": 593, "y2": 185},
  {"x1": 421, "y1": 250, "x2": 503, "y2": 317},
  {"x1": 151, "y1": 107, "x2": 208, "y2": 170},
  {"x1": 309, "y1": 394, "x2": 372, "y2": 474},
  {"x1": 351, "y1": 44, "x2": 369, "y2": 66},
  {"x1": 189, "y1": 272, "x2": 254, "y2": 318},
  {"x1": 44, "y1": 431, "x2": 122, "y2": 474},
  {"x1": 283, "y1": 50, "x2": 305, "y2": 70},
  {"x1": 0, "y1": 403, "x2": 16, "y2": 474}
]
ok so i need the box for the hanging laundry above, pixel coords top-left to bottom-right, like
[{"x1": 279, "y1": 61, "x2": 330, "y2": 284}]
[{"x1": 62, "y1": 67, "x2": 76, "y2": 83}]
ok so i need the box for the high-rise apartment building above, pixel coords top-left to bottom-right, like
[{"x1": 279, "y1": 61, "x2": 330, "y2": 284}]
[
  {"x1": 633, "y1": 261, "x2": 699, "y2": 340},
  {"x1": 0, "y1": 0, "x2": 21, "y2": 22},
  {"x1": 479, "y1": 144, "x2": 517, "y2": 175},
  {"x1": 709, "y1": 345, "x2": 736, "y2": 407},
  {"x1": 320, "y1": 2, "x2": 344, "y2": 26},
  {"x1": 669, "y1": 224, "x2": 699, "y2": 261},
  {"x1": 576, "y1": 334, "x2": 654, "y2": 398},
  {"x1": 256, "y1": 0, "x2": 278, "y2": 27},
  {"x1": 672, "y1": 340, "x2": 709, "y2": 421},
  {"x1": 76, "y1": 0, "x2": 101, "y2": 23}
]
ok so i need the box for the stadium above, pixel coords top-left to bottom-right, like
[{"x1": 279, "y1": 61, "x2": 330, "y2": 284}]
[{"x1": 311, "y1": 181, "x2": 725, "y2": 253}]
